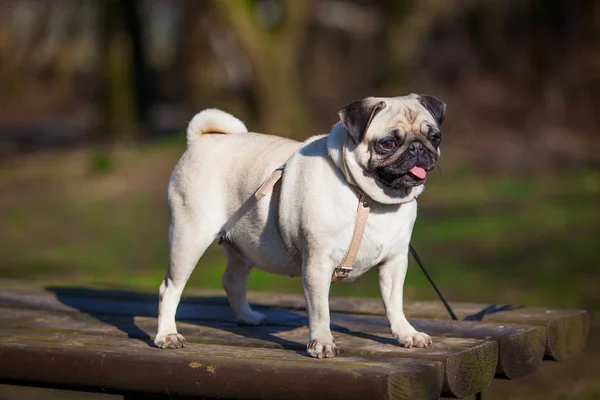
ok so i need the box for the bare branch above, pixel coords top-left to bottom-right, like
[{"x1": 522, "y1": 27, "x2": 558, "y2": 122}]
[
  {"x1": 281, "y1": 0, "x2": 309, "y2": 47},
  {"x1": 213, "y1": 0, "x2": 266, "y2": 61}
]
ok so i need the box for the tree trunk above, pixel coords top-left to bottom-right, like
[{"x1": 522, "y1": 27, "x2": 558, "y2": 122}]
[
  {"x1": 214, "y1": 0, "x2": 310, "y2": 136},
  {"x1": 99, "y1": 0, "x2": 140, "y2": 141},
  {"x1": 122, "y1": 0, "x2": 152, "y2": 129}
]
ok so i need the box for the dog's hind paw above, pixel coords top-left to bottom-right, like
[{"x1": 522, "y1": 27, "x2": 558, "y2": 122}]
[
  {"x1": 396, "y1": 331, "x2": 432, "y2": 349},
  {"x1": 307, "y1": 339, "x2": 340, "y2": 359},
  {"x1": 154, "y1": 333, "x2": 187, "y2": 349},
  {"x1": 235, "y1": 310, "x2": 267, "y2": 326}
]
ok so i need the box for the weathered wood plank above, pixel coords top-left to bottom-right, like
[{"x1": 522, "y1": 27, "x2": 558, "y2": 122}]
[
  {"x1": 2, "y1": 283, "x2": 584, "y2": 362},
  {"x1": 0, "y1": 306, "x2": 496, "y2": 398},
  {"x1": 0, "y1": 286, "x2": 543, "y2": 381},
  {"x1": 185, "y1": 288, "x2": 589, "y2": 362},
  {"x1": 404, "y1": 302, "x2": 590, "y2": 362},
  {"x1": 0, "y1": 330, "x2": 443, "y2": 400},
  {"x1": 328, "y1": 314, "x2": 544, "y2": 380}
]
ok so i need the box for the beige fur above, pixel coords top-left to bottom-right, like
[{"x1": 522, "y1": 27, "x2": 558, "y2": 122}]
[
  {"x1": 155, "y1": 94, "x2": 443, "y2": 357},
  {"x1": 186, "y1": 108, "x2": 248, "y2": 146}
]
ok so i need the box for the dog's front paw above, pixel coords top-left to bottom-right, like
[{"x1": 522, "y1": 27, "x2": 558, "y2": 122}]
[
  {"x1": 395, "y1": 331, "x2": 432, "y2": 349},
  {"x1": 154, "y1": 333, "x2": 187, "y2": 349},
  {"x1": 307, "y1": 339, "x2": 340, "y2": 359},
  {"x1": 235, "y1": 310, "x2": 267, "y2": 326}
]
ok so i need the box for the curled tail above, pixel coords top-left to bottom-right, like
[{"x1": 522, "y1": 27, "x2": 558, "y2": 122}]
[{"x1": 186, "y1": 109, "x2": 248, "y2": 147}]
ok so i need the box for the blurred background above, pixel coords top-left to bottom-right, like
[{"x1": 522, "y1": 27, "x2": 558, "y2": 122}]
[{"x1": 0, "y1": 0, "x2": 598, "y2": 399}]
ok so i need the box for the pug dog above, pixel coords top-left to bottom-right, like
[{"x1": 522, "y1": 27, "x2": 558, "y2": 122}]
[{"x1": 155, "y1": 94, "x2": 446, "y2": 358}]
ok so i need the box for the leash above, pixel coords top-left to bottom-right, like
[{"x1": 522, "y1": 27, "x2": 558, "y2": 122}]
[
  {"x1": 410, "y1": 244, "x2": 523, "y2": 400},
  {"x1": 409, "y1": 244, "x2": 458, "y2": 321},
  {"x1": 410, "y1": 243, "x2": 523, "y2": 321},
  {"x1": 409, "y1": 244, "x2": 475, "y2": 397}
]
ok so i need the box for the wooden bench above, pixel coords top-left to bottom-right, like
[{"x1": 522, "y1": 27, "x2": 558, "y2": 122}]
[{"x1": 0, "y1": 281, "x2": 589, "y2": 399}]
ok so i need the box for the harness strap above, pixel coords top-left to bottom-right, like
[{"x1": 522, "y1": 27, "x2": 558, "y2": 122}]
[
  {"x1": 255, "y1": 167, "x2": 284, "y2": 200},
  {"x1": 331, "y1": 192, "x2": 371, "y2": 282},
  {"x1": 255, "y1": 166, "x2": 370, "y2": 282}
]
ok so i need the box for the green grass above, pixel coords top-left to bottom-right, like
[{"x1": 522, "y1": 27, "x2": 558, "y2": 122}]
[
  {"x1": 0, "y1": 144, "x2": 598, "y2": 400},
  {"x1": 0, "y1": 146, "x2": 598, "y2": 311}
]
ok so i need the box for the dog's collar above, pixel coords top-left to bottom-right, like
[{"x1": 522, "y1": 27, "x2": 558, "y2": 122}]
[
  {"x1": 340, "y1": 133, "x2": 360, "y2": 190},
  {"x1": 254, "y1": 160, "x2": 370, "y2": 282}
]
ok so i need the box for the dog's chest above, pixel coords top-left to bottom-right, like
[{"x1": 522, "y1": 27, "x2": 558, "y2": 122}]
[{"x1": 328, "y1": 201, "x2": 417, "y2": 279}]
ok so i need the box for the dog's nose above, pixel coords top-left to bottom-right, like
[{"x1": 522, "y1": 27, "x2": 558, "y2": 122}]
[{"x1": 409, "y1": 141, "x2": 423, "y2": 155}]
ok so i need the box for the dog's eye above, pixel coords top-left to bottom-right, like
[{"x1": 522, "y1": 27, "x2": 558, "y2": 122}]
[
  {"x1": 380, "y1": 140, "x2": 398, "y2": 151},
  {"x1": 430, "y1": 134, "x2": 441, "y2": 147}
]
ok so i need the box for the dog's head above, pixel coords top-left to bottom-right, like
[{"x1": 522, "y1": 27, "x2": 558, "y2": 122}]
[{"x1": 338, "y1": 94, "x2": 446, "y2": 204}]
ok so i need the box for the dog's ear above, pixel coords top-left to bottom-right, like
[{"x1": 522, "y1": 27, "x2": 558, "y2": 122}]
[
  {"x1": 418, "y1": 94, "x2": 446, "y2": 127},
  {"x1": 338, "y1": 98, "x2": 387, "y2": 145}
]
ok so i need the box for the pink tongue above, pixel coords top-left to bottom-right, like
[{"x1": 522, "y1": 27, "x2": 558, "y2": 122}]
[{"x1": 409, "y1": 166, "x2": 427, "y2": 179}]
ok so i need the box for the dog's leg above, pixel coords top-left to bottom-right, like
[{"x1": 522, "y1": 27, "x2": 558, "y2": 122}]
[
  {"x1": 303, "y1": 257, "x2": 339, "y2": 358},
  {"x1": 378, "y1": 254, "x2": 432, "y2": 348},
  {"x1": 222, "y1": 244, "x2": 266, "y2": 325},
  {"x1": 155, "y1": 223, "x2": 214, "y2": 349}
]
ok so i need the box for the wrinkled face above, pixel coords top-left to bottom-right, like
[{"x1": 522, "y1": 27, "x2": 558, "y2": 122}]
[
  {"x1": 339, "y1": 94, "x2": 445, "y2": 192},
  {"x1": 368, "y1": 110, "x2": 441, "y2": 189}
]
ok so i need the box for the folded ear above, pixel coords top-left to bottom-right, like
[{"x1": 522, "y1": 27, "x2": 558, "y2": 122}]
[
  {"x1": 338, "y1": 98, "x2": 387, "y2": 144},
  {"x1": 418, "y1": 94, "x2": 446, "y2": 126}
]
